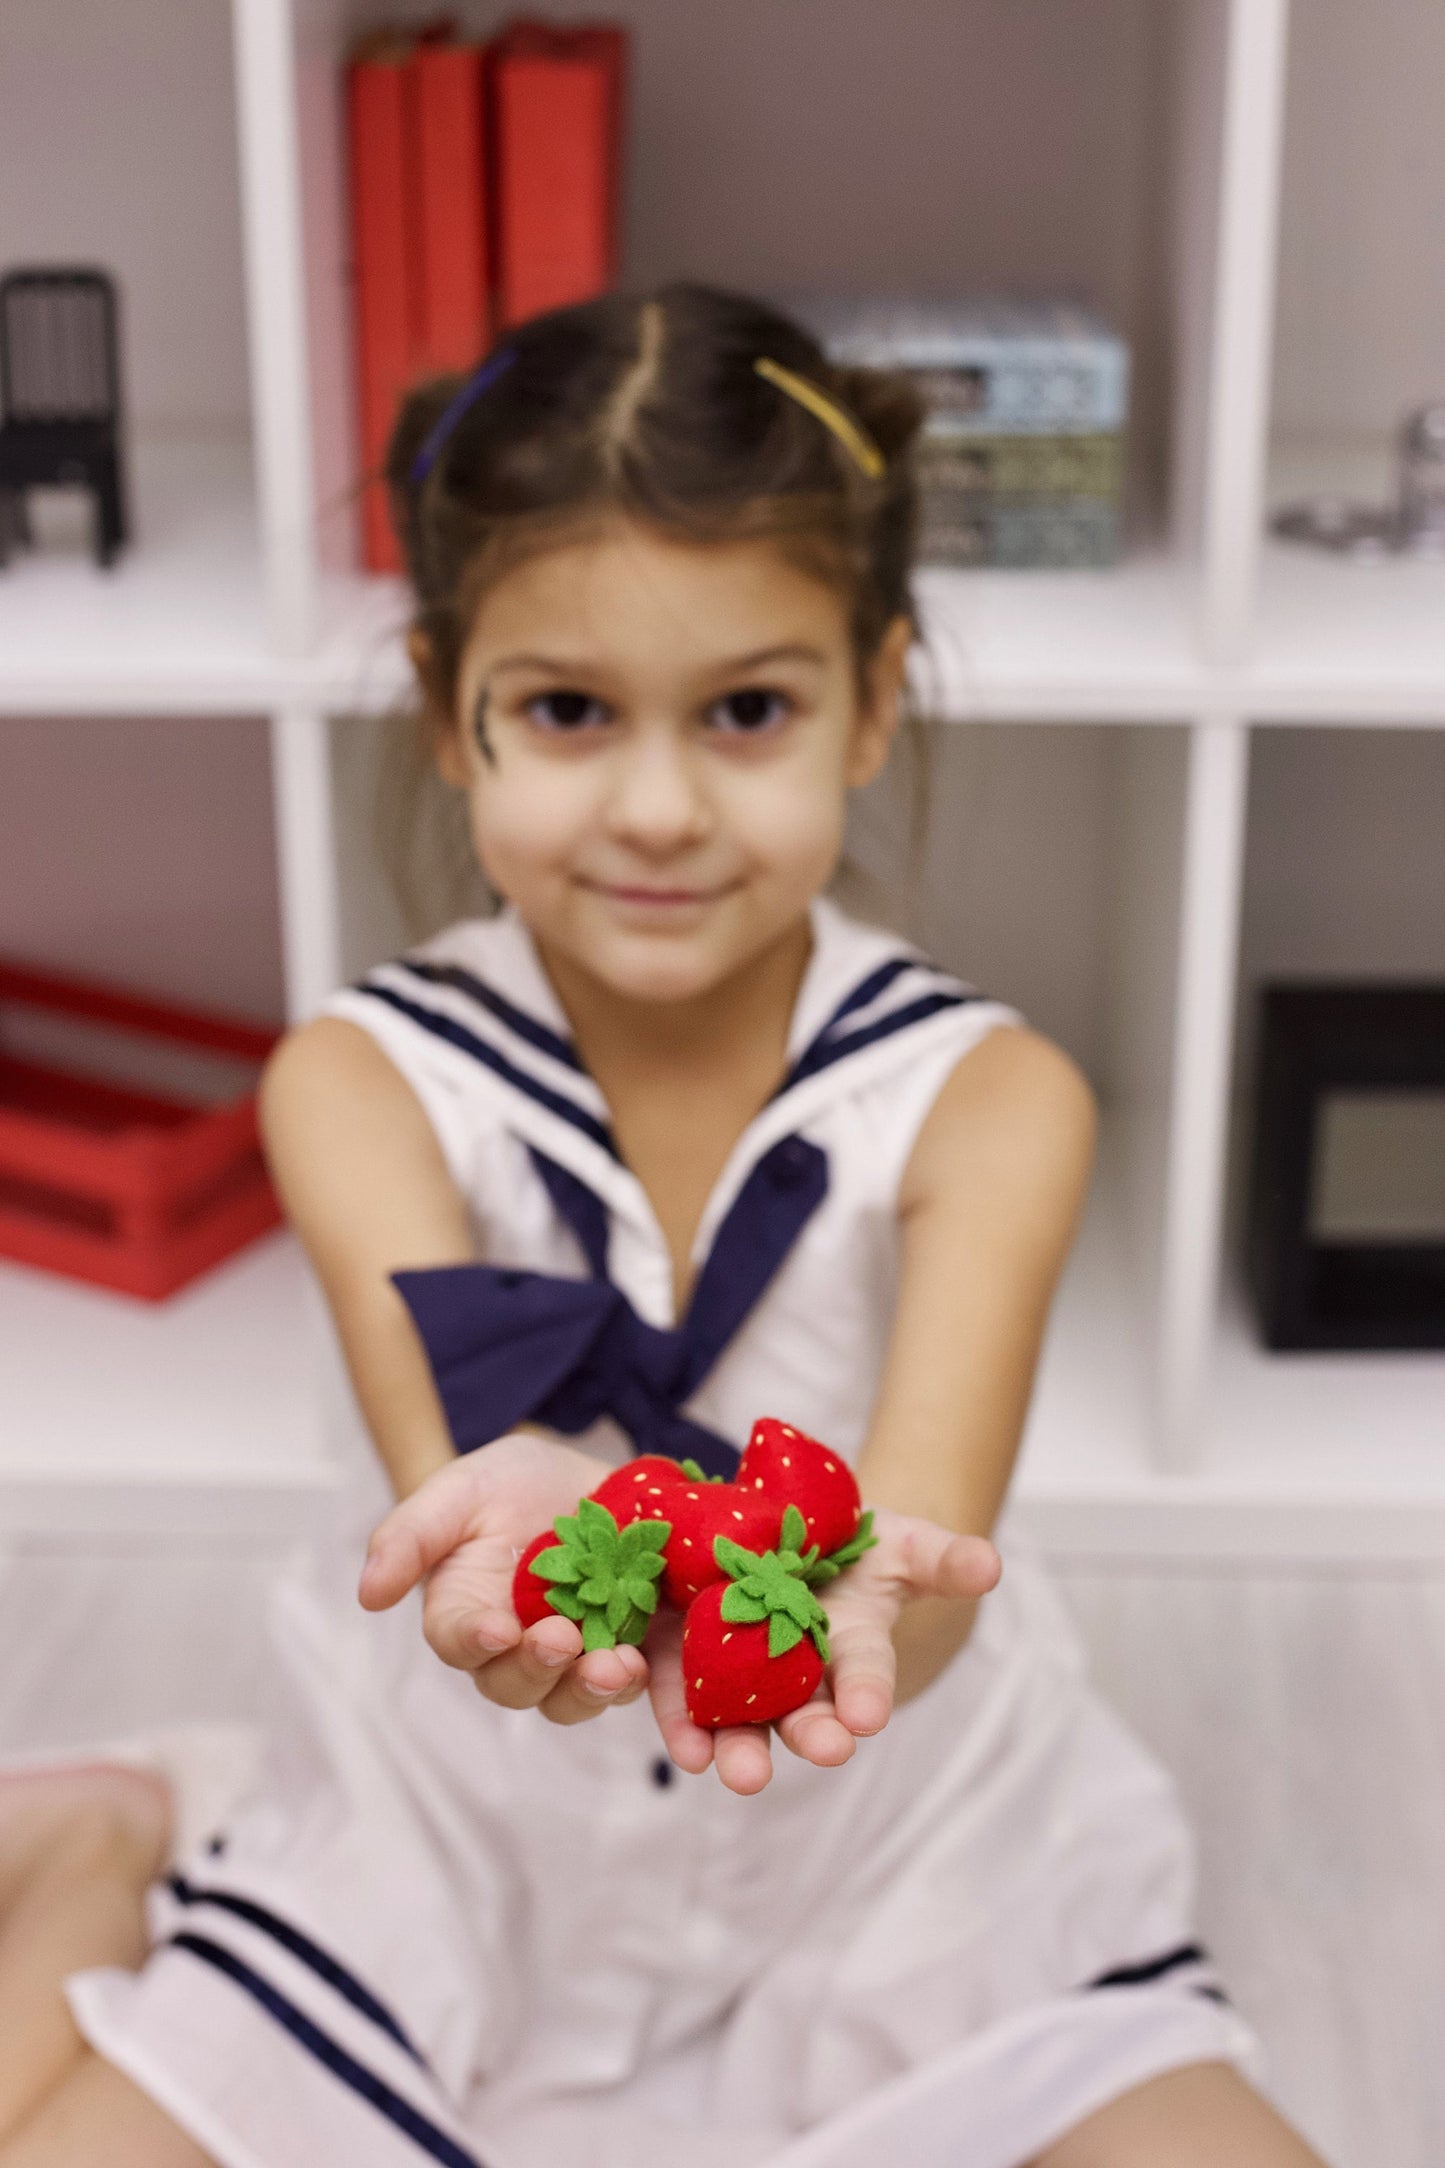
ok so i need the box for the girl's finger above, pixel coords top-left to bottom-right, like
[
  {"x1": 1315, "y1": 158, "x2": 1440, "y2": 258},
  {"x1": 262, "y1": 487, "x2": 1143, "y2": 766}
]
[
  {"x1": 712, "y1": 1726, "x2": 774, "y2": 1795},
  {"x1": 645, "y1": 1612, "x2": 714, "y2": 1776},
  {"x1": 895, "y1": 1523, "x2": 1001, "y2": 1604},
  {"x1": 467, "y1": 1616, "x2": 588, "y2": 1708},
  {"x1": 539, "y1": 1643, "x2": 649, "y2": 1726},
  {"x1": 824, "y1": 1598, "x2": 898, "y2": 1738},
  {"x1": 775, "y1": 1691, "x2": 857, "y2": 1768},
  {"x1": 359, "y1": 1462, "x2": 491, "y2": 1610}
]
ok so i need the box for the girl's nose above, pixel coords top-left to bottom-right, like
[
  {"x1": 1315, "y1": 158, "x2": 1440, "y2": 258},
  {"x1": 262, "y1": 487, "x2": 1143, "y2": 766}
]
[{"x1": 603, "y1": 726, "x2": 714, "y2": 854}]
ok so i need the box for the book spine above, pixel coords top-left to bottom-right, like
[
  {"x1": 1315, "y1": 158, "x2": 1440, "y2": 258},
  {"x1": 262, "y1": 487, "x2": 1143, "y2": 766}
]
[
  {"x1": 917, "y1": 432, "x2": 1123, "y2": 499},
  {"x1": 920, "y1": 499, "x2": 1121, "y2": 570},
  {"x1": 490, "y1": 28, "x2": 625, "y2": 329},
  {"x1": 347, "y1": 51, "x2": 422, "y2": 572},
  {"x1": 415, "y1": 41, "x2": 490, "y2": 374},
  {"x1": 910, "y1": 351, "x2": 1129, "y2": 436}
]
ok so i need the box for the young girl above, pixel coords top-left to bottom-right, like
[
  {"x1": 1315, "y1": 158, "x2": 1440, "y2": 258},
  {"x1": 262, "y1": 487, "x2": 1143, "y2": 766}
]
[{"x1": 0, "y1": 286, "x2": 1328, "y2": 2168}]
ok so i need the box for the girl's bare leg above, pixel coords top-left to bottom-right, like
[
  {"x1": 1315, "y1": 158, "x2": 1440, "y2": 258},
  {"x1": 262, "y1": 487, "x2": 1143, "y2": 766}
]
[
  {"x1": 0, "y1": 1770, "x2": 175, "y2": 2137},
  {"x1": 1030, "y1": 2059, "x2": 1331, "y2": 2167}
]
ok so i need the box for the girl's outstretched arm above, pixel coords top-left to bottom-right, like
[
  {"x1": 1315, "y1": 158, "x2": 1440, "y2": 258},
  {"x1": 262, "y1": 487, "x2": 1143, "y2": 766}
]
[
  {"x1": 854, "y1": 1022, "x2": 1097, "y2": 1706},
  {"x1": 259, "y1": 1018, "x2": 647, "y2": 1724}
]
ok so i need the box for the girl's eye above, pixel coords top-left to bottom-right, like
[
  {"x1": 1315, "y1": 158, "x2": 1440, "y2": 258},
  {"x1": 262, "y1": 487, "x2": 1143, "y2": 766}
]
[
  {"x1": 526, "y1": 690, "x2": 609, "y2": 732},
  {"x1": 706, "y1": 687, "x2": 791, "y2": 734}
]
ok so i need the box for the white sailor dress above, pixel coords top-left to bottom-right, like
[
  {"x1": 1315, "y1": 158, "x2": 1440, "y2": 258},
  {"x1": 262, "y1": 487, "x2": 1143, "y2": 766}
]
[{"x1": 65, "y1": 898, "x2": 1263, "y2": 2168}]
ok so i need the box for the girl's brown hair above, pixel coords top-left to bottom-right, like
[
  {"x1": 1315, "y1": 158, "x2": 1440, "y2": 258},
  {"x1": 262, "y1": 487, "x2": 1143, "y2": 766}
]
[
  {"x1": 377, "y1": 283, "x2": 929, "y2": 933},
  {"x1": 386, "y1": 282, "x2": 925, "y2": 714}
]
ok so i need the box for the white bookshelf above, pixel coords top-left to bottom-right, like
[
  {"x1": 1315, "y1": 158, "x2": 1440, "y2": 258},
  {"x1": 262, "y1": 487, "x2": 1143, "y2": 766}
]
[{"x1": 0, "y1": 0, "x2": 1441, "y2": 1556}]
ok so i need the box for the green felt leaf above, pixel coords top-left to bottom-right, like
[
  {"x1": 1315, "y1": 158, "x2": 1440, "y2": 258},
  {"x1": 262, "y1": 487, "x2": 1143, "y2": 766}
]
[
  {"x1": 577, "y1": 1576, "x2": 611, "y2": 1605},
  {"x1": 618, "y1": 1604, "x2": 651, "y2": 1646},
  {"x1": 679, "y1": 1460, "x2": 723, "y2": 1484},
  {"x1": 577, "y1": 1496, "x2": 619, "y2": 1542},
  {"x1": 531, "y1": 1550, "x2": 583, "y2": 1584},
  {"x1": 625, "y1": 1578, "x2": 659, "y2": 1615},
  {"x1": 545, "y1": 1587, "x2": 586, "y2": 1621},
  {"x1": 767, "y1": 1612, "x2": 806, "y2": 1659},
  {"x1": 605, "y1": 1586, "x2": 631, "y2": 1633},
  {"x1": 810, "y1": 1618, "x2": 832, "y2": 1664},
  {"x1": 778, "y1": 1581, "x2": 818, "y2": 1627},
  {"x1": 779, "y1": 1504, "x2": 807, "y2": 1553},
  {"x1": 720, "y1": 1585, "x2": 769, "y2": 1624},
  {"x1": 628, "y1": 1520, "x2": 671, "y2": 1553},
  {"x1": 714, "y1": 1535, "x2": 764, "y2": 1580},
  {"x1": 551, "y1": 1513, "x2": 581, "y2": 1549},
  {"x1": 581, "y1": 1611, "x2": 617, "y2": 1652}
]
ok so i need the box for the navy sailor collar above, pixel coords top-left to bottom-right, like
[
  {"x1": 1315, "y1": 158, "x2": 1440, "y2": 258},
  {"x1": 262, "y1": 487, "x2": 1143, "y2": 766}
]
[{"x1": 351, "y1": 898, "x2": 995, "y2": 1300}]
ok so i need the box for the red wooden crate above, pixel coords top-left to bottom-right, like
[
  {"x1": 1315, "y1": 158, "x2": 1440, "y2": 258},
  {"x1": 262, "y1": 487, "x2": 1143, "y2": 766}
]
[{"x1": 0, "y1": 960, "x2": 283, "y2": 1302}]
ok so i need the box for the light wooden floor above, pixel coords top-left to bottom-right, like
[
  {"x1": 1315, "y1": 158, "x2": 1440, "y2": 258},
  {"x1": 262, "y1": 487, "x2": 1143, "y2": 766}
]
[{"x1": 1, "y1": 1546, "x2": 1440, "y2": 2166}]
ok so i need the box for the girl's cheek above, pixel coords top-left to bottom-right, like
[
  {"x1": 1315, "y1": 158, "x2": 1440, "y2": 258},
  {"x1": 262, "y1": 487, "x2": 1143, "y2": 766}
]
[{"x1": 468, "y1": 764, "x2": 599, "y2": 877}]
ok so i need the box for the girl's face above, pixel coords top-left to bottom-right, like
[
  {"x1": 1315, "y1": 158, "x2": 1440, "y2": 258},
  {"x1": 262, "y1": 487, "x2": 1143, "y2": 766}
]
[{"x1": 433, "y1": 520, "x2": 910, "y2": 1007}]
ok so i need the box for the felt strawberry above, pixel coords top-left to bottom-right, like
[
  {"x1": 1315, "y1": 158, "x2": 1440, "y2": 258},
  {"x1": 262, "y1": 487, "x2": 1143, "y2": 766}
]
[
  {"x1": 511, "y1": 1497, "x2": 670, "y2": 1651},
  {"x1": 660, "y1": 1478, "x2": 783, "y2": 1607},
  {"x1": 590, "y1": 1455, "x2": 698, "y2": 1528},
  {"x1": 683, "y1": 1507, "x2": 832, "y2": 1728},
  {"x1": 737, "y1": 1417, "x2": 868, "y2": 1562}
]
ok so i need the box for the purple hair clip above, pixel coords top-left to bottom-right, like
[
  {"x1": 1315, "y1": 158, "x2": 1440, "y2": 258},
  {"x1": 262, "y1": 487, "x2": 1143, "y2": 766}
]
[{"x1": 408, "y1": 347, "x2": 518, "y2": 485}]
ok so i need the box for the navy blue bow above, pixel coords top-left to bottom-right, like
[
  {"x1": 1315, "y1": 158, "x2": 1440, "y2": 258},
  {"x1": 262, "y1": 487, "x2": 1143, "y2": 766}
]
[{"x1": 393, "y1": 1134, "x2": 828, "y2": 1479}]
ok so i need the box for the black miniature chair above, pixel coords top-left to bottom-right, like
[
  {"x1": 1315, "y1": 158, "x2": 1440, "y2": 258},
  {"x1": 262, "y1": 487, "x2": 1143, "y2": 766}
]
[{"x1": 0, "y1": 268, "x2": 127, "y2": 568}]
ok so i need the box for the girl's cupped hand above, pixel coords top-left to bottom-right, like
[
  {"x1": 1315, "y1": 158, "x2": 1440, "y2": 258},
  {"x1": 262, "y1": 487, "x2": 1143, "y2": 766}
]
[{"x1": 359, "y1": 1442, "x2": 1000, "y2": 1792}]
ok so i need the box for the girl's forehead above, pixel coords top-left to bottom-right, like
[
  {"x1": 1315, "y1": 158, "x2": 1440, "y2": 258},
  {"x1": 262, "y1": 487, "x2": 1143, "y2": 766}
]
[{"x1": 460, "y1": 521, "x2": 852, "y2": 682}]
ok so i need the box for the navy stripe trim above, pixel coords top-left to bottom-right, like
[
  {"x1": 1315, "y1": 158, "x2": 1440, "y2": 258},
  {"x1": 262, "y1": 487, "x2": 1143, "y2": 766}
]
[
  {"x1": 167, "y1": 1875, "x2": 423, "y2": 2066},
  {"x1": 814, "y1": 954, "x2": 920, "y2": 1035},
  {"x1": 166, "y1": 1934, "x2": 487, "y2": 2167},
  {"x1": 357, "y1": 985, "x2": 619, "y2": 1160},
  {"x1": 393, "y1": 960, "x2": 583, "y2": 1073},
  {"x1": 781, "y1": 990, "x2": 978, "y2": 1091},
  {"x1": 1087, "y1": 1941, "x2": 1211, "y2": 1991}
]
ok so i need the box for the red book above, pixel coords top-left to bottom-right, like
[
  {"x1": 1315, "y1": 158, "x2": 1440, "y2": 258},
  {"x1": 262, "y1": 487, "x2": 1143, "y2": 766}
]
[
  {"x1": 489, "y1": 23, "x2": 627, "y2": 330},
  {"x1": 347, "y1": 35, "x2": 423, "y2": 571},
  {"x1": 415, "y1": 38, "x2": 491, "y2": 373}
]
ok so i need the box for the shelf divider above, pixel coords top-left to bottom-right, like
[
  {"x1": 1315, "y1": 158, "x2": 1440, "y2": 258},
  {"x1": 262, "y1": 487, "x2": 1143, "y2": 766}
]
[
  {"x1": 270, "y1": 706, "x2": 343, "y2": 1020},
  {"x1": 1157, "y1": 716, "x2": 1250, "y2": 1467},
  {"x1": 232, "y1": 0, "x2": 324, "y2": 654}
]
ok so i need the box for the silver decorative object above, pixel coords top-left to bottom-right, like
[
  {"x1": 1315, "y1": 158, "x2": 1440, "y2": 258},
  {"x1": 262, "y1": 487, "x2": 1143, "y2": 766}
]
[{"x1": 1271, "y1": 402, "x2": 1445, "y2": 559}]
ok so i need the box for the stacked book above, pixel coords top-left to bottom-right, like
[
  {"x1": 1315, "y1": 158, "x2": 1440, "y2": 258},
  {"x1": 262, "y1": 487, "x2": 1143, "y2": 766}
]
[
  {"x1": 800, "y1": 298, "x2": 1129, "y2": 570},
  {"x1": 347, "y1": 19, "x2": 627, "y2": 572}
]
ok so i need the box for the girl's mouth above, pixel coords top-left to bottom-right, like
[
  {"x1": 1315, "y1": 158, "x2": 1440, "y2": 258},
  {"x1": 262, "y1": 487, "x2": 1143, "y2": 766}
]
[{"x1": 583, "y1": 879, "x2": 737, "y2": 908}]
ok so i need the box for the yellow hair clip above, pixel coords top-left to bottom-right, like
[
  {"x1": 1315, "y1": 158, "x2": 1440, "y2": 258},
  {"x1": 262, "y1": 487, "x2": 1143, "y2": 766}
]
[{"x1": 754, "y1": 356, "x2": 886, "y2": 481}]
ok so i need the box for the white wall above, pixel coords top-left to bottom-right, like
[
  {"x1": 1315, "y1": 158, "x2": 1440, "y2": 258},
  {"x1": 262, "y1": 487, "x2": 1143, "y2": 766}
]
[
  {"x1": 0, "y1": 0, "x2": 250, "y2": 433},
  {"x1": 1273, "y1": 0, "x2": 1445, "y2": 444},
  {"x1": 0, "y1": 713, "x2": 285, "y2": 1020}
]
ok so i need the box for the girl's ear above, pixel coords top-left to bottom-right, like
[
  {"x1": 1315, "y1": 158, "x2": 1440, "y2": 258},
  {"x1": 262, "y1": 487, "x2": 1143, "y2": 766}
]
[
  {"x1": 408, "y1": 627, "x2": 469, "y2": 788},
  {"x1": 846, "y1": 615, "x2": 913, "y2": 790}
]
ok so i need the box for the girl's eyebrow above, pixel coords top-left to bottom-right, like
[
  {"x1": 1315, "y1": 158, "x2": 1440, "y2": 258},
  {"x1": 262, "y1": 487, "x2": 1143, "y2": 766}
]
[{"x1": 484, "y1": 641, "x2": 830, "y2": 682}]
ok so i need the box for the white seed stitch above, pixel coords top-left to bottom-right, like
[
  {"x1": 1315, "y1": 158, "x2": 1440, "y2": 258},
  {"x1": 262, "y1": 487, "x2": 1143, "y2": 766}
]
[
  {"x1": 695, "y1": 1678, "x2": 703, "y2": 1689},
  {"x1": 824, "y1": 1460, "x2": 836, "y2": 1473},
  {"x1": 732, "y1": 1510, "x2": 744, "y2": 1522},
  {"x1": 683, "y1": 1538, "x2": 693, "y2": 1546},
  {"x1": 782, "y1": 1427, "x2": 796, "y2": 1438},
  {"x1": 746, "y1": 1694, "x2": 757, "y2": 1705},
  {"x1": 722, "y1": 1632, "x2": 732, "y2": 1644},
  {"x1": 686, "y1": 1491, "x2": 699, "y2": 1501},
  {"x1": 782, "y1": 1456, "x2": 791, "y2": 1467}
]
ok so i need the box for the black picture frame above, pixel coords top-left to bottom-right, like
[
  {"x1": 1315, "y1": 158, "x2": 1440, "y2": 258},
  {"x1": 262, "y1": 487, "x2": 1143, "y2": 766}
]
[{"x1": 1248, "y1": 983, "x2": 1445, "y2": 1351}]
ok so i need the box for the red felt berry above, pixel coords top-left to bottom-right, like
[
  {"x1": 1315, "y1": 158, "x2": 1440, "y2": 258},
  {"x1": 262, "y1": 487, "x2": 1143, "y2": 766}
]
[
  {"x1": 660, "y1": 1480, "x2": 782, "y2": 1607},
  {"x1": 737, "y1": 1417, "x2": 862, "y2": 1558},
  {"x1": 682, "y1": 1513, "x2": 831, "y2": 1728},
  {"x1": 511, "y1": 1499, "x2": 671, "y2": 1651},
  {"x1": 512, "y1": 1530, "x2": 566, "y2": 1629},
  {"x1": 589, "y1": 1456, "x2": 691, "y2": 1528}
]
